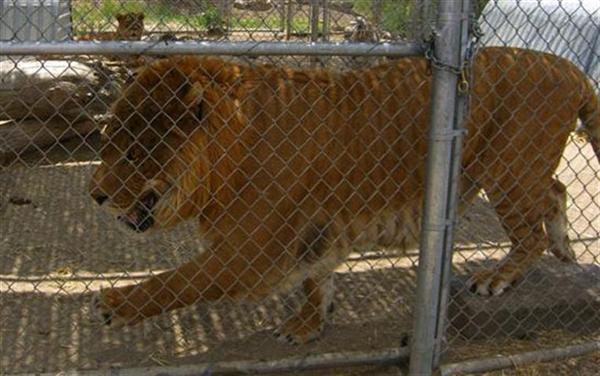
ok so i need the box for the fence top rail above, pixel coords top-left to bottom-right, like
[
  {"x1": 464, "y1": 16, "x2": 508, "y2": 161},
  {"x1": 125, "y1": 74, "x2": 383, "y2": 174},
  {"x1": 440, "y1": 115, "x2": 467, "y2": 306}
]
[{"x1": 0, "y1": 40, "x2": 424, "y2": 57}]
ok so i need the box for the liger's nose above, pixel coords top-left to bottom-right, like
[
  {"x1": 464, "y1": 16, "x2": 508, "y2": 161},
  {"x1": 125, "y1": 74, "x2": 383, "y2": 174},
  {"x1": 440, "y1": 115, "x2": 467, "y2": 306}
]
[{"x1": 92, "y1": 193, "x2": 108, "y2": 206}]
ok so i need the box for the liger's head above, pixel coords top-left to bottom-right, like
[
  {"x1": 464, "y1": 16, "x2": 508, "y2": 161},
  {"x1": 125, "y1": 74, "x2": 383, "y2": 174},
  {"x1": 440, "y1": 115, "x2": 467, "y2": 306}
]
[{"x1": 89, "y1": 58, "x2": 215, "y2": 232}]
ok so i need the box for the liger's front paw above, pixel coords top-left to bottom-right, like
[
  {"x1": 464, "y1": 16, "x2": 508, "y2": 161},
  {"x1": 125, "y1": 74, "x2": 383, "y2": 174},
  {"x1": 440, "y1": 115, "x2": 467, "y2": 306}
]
[
  {"x1": 90, "y1": 288, "x2": 139, "y2": 326},
  {"x1": 274, "y1": 312, "x2": 325, "y2": 345},
  {"x1": 466, "y1": 268, "x2": 521, "y2": 296}
]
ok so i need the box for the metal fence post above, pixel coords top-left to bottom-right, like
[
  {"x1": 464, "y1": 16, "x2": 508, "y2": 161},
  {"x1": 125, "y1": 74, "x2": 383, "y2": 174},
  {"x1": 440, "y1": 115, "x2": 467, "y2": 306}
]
[
  {"x1": 310, "y1": 0, "x2": 320, "y2": 42},
  {"x1": 409, "y1": 1, "x2": 472, "y2": 375},
  {"x1": 409, "y1": 0, "x2": 423, "y2": 40},
  {"x1": 322, "y1": 0, "x2": 329, "y2": 42},
  {"x1": 285, "y1": 0, "x2": 293, "y2": 40},
  {"x1": 433, "y1": 0, "x2": 474, "y2": 366}
]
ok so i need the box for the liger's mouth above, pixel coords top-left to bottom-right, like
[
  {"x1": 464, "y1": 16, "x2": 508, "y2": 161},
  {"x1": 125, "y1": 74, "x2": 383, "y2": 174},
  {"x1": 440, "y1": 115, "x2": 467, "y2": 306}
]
[{"x1": 118, "y1": 191, "x2": 158, "y2": 233}]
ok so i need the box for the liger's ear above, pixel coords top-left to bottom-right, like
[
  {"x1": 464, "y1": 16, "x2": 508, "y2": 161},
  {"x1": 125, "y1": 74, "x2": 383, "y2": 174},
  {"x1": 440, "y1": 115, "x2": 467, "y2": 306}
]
[
  {"x1": 186, "y1": 81, "x2": 204, "y2": 121},
  {"x1": 174, "y1": 81, "x2": 205, "y2": 135},
  {"x1": 115, "y1": 13, "x2": 125, "y2": 23}
]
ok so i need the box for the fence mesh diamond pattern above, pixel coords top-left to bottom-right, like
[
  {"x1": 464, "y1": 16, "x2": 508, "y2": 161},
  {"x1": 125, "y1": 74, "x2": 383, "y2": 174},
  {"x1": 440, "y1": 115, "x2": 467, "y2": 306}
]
[{"x1": 0, "y1": 1, "x2": 598, "y2": 375}]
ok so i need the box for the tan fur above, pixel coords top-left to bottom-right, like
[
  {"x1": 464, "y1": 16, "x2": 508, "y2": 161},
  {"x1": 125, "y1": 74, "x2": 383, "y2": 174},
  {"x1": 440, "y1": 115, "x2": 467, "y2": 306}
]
[
  {"x1": 89, "y1": 47, "x2": 600, "y2": 342},
  {"x1": 76, "y1": 12, "x2": 144, "y2": 41}
]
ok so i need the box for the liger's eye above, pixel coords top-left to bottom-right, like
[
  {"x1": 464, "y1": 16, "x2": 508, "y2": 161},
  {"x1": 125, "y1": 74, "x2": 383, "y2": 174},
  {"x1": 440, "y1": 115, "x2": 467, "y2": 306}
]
[{"x1": 126, "y1": 151, "x2": 137, "y2": 162}]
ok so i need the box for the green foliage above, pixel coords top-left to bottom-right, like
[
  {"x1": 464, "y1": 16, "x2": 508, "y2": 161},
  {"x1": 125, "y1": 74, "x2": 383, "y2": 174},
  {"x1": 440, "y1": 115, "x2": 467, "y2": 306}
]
[
  {"x1": 351, "y1": 0, "x2": 374, "y2": 16},
  {"x1": 476, "y1": 0, "x2": 491, "y2": 16},
  {"x1": 379, "y1": 1, "x2": 411, "y2": 36},
  {"x1": 201, "y1": 5, "x2": 225, "y2": 31},
  {"x1": 234, "y1": 15, "x2": 281, "y2": 30},
  {"x1": 352, "y1": 0, "x2": 412, "y2": 37},
  {"x1": 351, "y1": 0, "x2": 492, "y2": 37}
]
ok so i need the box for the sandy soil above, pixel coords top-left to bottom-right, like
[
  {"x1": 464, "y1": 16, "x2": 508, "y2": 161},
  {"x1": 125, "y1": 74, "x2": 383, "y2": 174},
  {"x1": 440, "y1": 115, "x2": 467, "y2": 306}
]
[{"x1": 1, "y1": 130, "x2": 598, "y2": 375}]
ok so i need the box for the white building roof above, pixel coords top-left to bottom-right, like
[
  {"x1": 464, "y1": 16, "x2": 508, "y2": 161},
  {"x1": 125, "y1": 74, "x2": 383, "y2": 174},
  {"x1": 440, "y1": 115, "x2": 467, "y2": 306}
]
[{"x1": 480, "y1": 0, "x2": 600, "y2": 86}]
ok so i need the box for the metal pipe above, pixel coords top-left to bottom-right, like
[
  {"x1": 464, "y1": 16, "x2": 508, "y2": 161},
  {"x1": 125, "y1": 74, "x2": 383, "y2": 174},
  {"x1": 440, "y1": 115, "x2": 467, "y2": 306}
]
[
  {"x1": 285, "y1": 0, "x2": 293, "y2": 40},
  {"x1": 322, "y1": 0, "x2": 330, "y2": 42},
  {"x1": 583, "y1": 25, "x2": 600, "y2": 79},
  {"x1": 310, "y1": 0, "x2": 320, "y2": 42},
  {"x1": 421, "y1": 0, "x2": 432, "y2": 37},
  {"x1": 0, "y1": 40, "x2": 423, "y2": 56},
  {"x1": 278, "y1": 0, "x2": 286, "y2": 33},
  {"x1": 408, "y1": 1, "x2": 469, "y2": 375},
  {"x1": 410, "y1": 0, "x2": 422, "y2": 40},
  {"x1": 373, "y1": 0, "x2": 383, "y2": 27},
  {"x1": 440, "y1": 341, "x2": 600, "y2": 376},
  {"x1": 433, "y1": 0, "x2": 473, "y2": 366},
  {"x1": 21, "y1": 347, "x2": 409, "y2": 376},
  {"x1": 223, "y1": 0, "x2": 232, "y2": 35}
]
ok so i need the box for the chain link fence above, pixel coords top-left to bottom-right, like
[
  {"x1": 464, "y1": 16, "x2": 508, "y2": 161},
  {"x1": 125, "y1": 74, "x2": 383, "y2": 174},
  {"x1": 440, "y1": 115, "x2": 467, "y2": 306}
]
[
  {"x1": 1, "y1": 0, "x2": 598, "y2": 375},
  {"x1": 442, "y1": 0, "x2": 600, "y2": 372}
]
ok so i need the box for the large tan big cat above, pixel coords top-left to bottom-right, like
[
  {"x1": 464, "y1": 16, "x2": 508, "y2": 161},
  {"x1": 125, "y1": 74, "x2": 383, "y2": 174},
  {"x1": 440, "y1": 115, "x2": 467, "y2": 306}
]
[
  {"x1": 76, "y1": 12, "x2": 144, "y2": 41},
  {"x1": 89, "y1": 47, "x2": 600, "y2": 344}
]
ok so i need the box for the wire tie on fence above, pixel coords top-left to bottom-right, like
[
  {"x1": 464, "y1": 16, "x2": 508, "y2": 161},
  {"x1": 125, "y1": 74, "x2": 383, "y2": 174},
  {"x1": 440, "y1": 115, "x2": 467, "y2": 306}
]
[
  {"x1": 423, "y1": 219, "x2": 455, "y2": 233},
  {"x1": 458, "y1": 67, "x2": 469, "y2": 94},
  {"x1": 430, "y1": 129, "x2": 467, "y2": 142}
]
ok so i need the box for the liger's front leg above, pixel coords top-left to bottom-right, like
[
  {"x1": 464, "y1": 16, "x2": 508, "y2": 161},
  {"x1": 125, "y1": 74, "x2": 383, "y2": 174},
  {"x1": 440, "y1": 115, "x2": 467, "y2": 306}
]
[
  {"x1": 92, "y1": 230, "x2": 295, "y2": 326},
  {"x1": 92, "y1": 252, "x2": 234, "y2": 325}
]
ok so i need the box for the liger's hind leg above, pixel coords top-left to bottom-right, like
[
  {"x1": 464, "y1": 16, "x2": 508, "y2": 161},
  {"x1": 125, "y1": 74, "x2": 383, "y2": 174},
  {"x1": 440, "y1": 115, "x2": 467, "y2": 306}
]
[
  {"x1": 544, "y1": 179, "x2": 576, "y2": 262},
  {"x1": 276, "y1": 273, "x2": 334, "y2": 344},
  {"x1": 274, "y1": 220, "x2": 342, "y2": 344},
  {"x1": 468, "y1": 183, "x2": 550, "y2": 296}
]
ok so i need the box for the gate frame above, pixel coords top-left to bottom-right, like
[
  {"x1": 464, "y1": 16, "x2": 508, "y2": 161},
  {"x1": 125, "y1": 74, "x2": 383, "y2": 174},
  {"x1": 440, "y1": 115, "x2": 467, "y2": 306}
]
[
  {"x1": 0, "y1": 5, "x2": 428, "y2": 375},
  {"x1": 408, "y1": 0, "x2": 473, "y2": 374}
]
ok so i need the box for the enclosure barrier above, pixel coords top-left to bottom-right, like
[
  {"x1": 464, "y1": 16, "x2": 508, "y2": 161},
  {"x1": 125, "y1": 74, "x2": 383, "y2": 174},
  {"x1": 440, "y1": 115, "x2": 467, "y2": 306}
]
[
  {"x1": 1, "y1": 1, "x2": 599, "y2": 375},
  {"x1": 440, "y1": 341, "x2": 600, "y2": 376},
  {"x1": 0, "y1": 40, "x2": 422, "y2": 56},
  {"x1": 409, "y1": 0, "x2": 472, "y2": 374}
]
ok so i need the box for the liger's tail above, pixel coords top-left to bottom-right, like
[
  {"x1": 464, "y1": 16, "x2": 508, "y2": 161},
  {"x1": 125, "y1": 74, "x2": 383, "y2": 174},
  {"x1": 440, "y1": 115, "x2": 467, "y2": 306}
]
[{"x1": 577, "y1": 77, "x2": 600, "y2": 164}]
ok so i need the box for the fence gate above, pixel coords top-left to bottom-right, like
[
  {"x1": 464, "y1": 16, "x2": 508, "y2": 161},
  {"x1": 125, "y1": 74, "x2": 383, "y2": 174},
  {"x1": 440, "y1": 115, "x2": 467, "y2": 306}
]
[
  {"x1": 441, "y1": 0, "x2": 600, "y2": 373},
  {"x1": 1, "y1": 1, "x2": 598, "y2": 375}
]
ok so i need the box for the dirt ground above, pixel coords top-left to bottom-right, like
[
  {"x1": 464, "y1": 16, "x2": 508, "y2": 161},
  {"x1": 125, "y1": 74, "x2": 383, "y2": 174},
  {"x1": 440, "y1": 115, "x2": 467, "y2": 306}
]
[
  {"x1": 290, "y1": 352, "x2": 600, "y2": 376},
  {"x1": 1, "y1": 126, "x2": 598, "y2": 375},
  {"x1": 270, "y1": 344, "x2": 600, "y2": 375}
]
